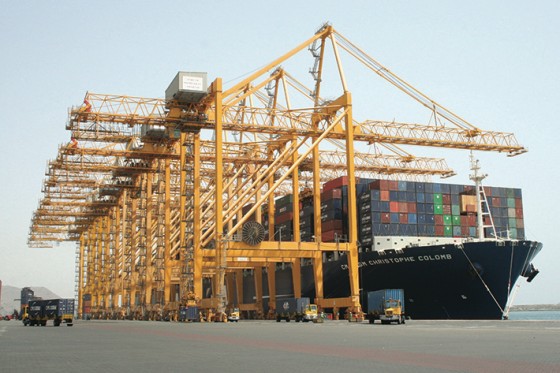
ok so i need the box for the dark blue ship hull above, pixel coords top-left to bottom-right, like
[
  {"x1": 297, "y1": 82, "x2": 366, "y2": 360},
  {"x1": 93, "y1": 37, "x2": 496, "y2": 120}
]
[{"x1": 238, "y1": 239, "x2": 542, "y2": 319}]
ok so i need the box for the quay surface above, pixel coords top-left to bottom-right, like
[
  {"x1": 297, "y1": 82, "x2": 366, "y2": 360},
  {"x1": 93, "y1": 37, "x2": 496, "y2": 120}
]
[{"x1": 1, "y1": 319, "x2": 559, "y2": 372}]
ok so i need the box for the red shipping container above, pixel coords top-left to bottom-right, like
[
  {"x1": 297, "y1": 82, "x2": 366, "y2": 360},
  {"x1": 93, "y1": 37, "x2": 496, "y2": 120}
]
[
  {"x1": 399, "y1": 203, "x2": 408, "y2": 213},
  {"x1": 461, "y1": 226, "x2": 470, "y2": 236},
  {"x1": 515, "y1": 198, "x2": 523, "y2": 209},
  {"x1": 517, "y1": 218, "x2": 524, "y2": 229},
  {"x1": 407, "y1": 202, "x2": 417, "y2": 213},
  {"x1": 460, "y1": 216, "x2": 468, "y2": 226},
  {"x1": 515, "y1": 208, "x2": 523, "y2": 218},
  {"x1": 442, "y1": 205, "x2": 451, "y2": 215},
  {"x1": 369, "y1": 180, "x2": 381, "y2": 190},
  {"x1": 323, "y1": 176, "x2": 359, "y2": 192},
  {"x1": 399, "y1": 213, "x2": 408, "y2": 224},
  {"x1": 467, "y1": 215, "x2": 477, "y2": 226},
  {"x1": 321, "y1": 220, "x2": 343, "y2": 231},
  {"x1": 379, "y1": 180, "x2": 389, "y2": 190},
  {"x1": 442, "y1": 194, "x2": 451, "y2": 205},
  {"x1": 389, "y1": 180, "x2": 399, "y2": 191},
  {"x1": 321, "y1": 188, "x2": 342, "y2": 201},
  {"x1": 390, "y1": 201, "x2": 399, "y2": 212},
  {"x1": 435, "y1": 225, "x2": 444, "y2": 236},
  {"x1": 380, "y1": 191, "x2": 390, "y2": 201},
  {"x1": 322, "y1": 229, "x2": 344, "y2": 242},
  {"x1": 275, "y1": 212, "x2": 293, "y2": 224},
  {"x1": 435, "y1": 215, "x2": 444, "y2": 225},
  {"x1": 381, "y1": 213, "x2": 391, "y2": 223},
  {"x1": 484, "y1": 186, "x2": 492, "y2": 196},
  {"x1": 492, "y1": 197, "x2": 501, "y2": 207}
]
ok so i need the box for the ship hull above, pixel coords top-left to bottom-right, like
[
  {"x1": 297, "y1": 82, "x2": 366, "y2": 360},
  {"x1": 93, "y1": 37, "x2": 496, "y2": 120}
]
[
  {"x1": 320, "y1": 240, "x2": 542, "y2": 319},
  {"x1": 238, "y1": 239, "x2": 542, "y2": 320}
]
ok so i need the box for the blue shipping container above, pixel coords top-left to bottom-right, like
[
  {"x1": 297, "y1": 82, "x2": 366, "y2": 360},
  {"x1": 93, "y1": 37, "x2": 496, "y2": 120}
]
[{"x1": 366, "y1": 289, "x2": 405, "y2": 314}]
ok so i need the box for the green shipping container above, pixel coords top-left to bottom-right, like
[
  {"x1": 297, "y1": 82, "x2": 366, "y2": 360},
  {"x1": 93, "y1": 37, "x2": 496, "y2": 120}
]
[
  {"x1": 444, "y1": 226, "x2": 453, "y2": 237},
  {"x1": 452, "y1": 215, "x2": 461, "y2": 226},
  {"x1": 433, "y1": 193, "x2": 443, "y2": 204},
  {"x1": 443, "y1": 215, "x2": 452, "y2": 225},
  {"x1": 507, "y1": 198, "x2": 516, "y2": 208},
  {"x1": 434, "y1": 204, "x2": 444, "y2": 215},
  {"x1": 509, "y1": 227, "x2": 518, "y2": 239},
  {"x1": 509, "y1": 218, "x2": 517, "y2": 228}
]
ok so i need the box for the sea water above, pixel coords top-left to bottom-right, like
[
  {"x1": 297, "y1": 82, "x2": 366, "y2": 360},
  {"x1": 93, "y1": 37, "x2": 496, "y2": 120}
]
[{"x1": 507, "y1": 310, "x2": 560, "y2": 321}]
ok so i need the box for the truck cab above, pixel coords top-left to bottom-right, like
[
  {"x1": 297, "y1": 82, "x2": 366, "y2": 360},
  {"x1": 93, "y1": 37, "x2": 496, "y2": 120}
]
[
  {"x1": 227, "y1": 308, "x2": 240, "y2": 322},
  {"x1": 21, "y1": 306, "x2": 30, "y2": 326},
  {"x1": 303, "y1": 304, "x2": 319, "y2": 322},
  {"x1": 380, "y1": 299, "x2": 405, "y2": 324}
]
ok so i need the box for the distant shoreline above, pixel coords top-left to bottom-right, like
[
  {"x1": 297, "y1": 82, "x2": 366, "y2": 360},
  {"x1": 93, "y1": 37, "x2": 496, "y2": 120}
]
[{"x1": 510, "y1": 304, "x2": 560, "y2": 311}]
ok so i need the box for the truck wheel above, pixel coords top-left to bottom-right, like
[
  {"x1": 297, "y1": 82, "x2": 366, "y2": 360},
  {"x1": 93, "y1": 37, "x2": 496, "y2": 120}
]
[
  {"x1": 67, "y1": 323, "x2": 73, "y2": 327},
  {"x1": 276, "y1": 317, "x2": 281, "y2": 322}
]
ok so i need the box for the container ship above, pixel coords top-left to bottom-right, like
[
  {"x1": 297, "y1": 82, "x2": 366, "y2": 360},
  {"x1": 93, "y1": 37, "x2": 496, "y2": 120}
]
[{"x1": 235, "y1": 160, "x2": 542, "y2": 320}]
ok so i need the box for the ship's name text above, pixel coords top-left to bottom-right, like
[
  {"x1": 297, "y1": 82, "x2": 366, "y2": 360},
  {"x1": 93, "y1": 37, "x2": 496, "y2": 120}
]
[{"x1": 340, "y1": 254, "x2": 452, "y2": 270}]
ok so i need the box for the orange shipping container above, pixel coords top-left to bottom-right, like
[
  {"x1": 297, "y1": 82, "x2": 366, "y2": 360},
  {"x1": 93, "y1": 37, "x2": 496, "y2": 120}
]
[{"x1": 460, "y1": 195, "x2": 477, "y2": 214}]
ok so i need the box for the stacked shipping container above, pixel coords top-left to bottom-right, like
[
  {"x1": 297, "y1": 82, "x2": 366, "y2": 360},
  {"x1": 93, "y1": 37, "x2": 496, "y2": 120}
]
[
  {"x1": 82, "y1": 293, "x2": 92, "y2": 319},
  {"x1": 274, "y1": 194, "x2": 295, "y2": 241},
  {"x1": 321, "y1": 181, "x2": 346, "y2": 242},
  {"x1": 299, "y1": 197, "x2": 314, "y2": 242},
  {"x1": 357, "y1": 179, "x2": 524, "y2": 246},
  {"x1": 242, "y1": 177, "x2": 525, "y2": 246}
]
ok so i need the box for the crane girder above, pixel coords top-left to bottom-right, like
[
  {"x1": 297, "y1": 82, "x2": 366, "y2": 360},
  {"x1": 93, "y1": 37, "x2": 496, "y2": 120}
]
[
  {"x1": 357, "y1": 120, "x2": 526, "y2": 155},
  {"x1": 70, "y1": 95, "x2": 526, "y2": 155}
]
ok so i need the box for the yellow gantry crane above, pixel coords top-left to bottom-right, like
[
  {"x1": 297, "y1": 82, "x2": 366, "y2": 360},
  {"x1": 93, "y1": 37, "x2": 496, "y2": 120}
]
[{"x1": 29, "y1": 24, "x2": 527, "y2": 321}]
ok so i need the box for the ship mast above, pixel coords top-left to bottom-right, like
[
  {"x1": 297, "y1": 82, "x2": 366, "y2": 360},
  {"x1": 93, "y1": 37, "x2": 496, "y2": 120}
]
[{"x1": 469, "y1": 151, "x2": 497, "y2": 240}]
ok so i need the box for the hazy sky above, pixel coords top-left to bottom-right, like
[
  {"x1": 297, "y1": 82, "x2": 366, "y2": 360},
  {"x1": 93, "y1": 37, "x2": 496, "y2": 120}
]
[{"x1": 1, "y1": 1, "x2": 558, "y2": 305}]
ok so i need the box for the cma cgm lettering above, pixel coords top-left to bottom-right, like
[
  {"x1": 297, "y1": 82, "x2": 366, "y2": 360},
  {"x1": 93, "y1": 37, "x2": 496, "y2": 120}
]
[{"x1": 340, "y1": 254, "x2": 452, "y2": 269}]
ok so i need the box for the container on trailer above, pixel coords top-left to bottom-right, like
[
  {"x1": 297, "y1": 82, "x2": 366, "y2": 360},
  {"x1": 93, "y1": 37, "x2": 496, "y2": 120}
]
[{"x1": 366, "y1": 289, "x2": 405, "y2": 315}]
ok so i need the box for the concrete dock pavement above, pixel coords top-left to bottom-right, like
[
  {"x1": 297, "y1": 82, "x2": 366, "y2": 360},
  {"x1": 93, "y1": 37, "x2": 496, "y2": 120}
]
[{"x1": 1, "y1": 319, "x2": 559, "y2": 372}]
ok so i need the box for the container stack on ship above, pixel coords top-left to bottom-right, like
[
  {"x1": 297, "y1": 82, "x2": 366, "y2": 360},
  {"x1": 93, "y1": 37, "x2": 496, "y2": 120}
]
[{"x1": 356, "y1": 179, "x2": 525, "y2": 243}]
